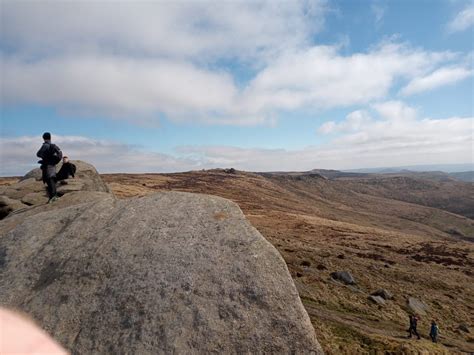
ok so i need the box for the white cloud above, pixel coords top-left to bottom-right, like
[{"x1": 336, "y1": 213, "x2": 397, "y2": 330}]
[
  {"x1": 2, "y1": 56, "x2": 240, "y2": 122},
  {"x1": 0, "y1": 1, "x2": 327, "y2": 63},
  {"x1": 318, "y1": 110, "x2": 372, "y2": 134},
  {"x1": 242, "y1": 43, "x2": 455, "y2": 112},
  {"x1": 447, "y1": 4, "x2": 474, "y2": 33},
  {"x1": 1, "y1": 43, "x2": 459, "y2": 125},
  {"x1": 371, "y1": 1, "x2": 386, "y2": 27},
  {"x1": 2, "y1": 102, "x2": 471, "y2": 175},
  {"x1": 372, "y1": 100, "x2": 418, "y2": 121},
  {"x1": 0, "y1": 136, "x2": 203, "y2": 176},
  {"x1": 179, "y1": 106, "x2": 473, "y2": 171},
  {"x1": 400, "y1": 66, "x2": 472, "y2": 96},
  {"x1": 1, "y1": 1, "x2": 469, "y2": 125},
  {"x1": 318, "y1": 102, "x2": 472, "y2": 162}
]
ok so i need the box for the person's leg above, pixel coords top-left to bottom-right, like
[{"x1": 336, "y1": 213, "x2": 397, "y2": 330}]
[
  {"x1": 45, "y1": 178, "x2": 53, "y2": 198},
  {"x1": 46, "y1": 177, "x2": 57, "y2": 199},
  {"x1": 414, "y1": 328, "x2": 420, "y2": 339},
  {"x1": 41, "y1": 167, "x2": 47, "y2": 183}
]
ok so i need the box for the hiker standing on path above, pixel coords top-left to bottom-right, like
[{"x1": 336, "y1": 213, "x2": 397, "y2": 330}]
[
  {"x1": 36, "y1": 132, "x2": 62, "y2": 203},
  {"x1": 430, "y1": 320, "x2": 439, "y2": 343},
  {"x1": 408, "y1": 314, "x2": 421, "y2": 339}
]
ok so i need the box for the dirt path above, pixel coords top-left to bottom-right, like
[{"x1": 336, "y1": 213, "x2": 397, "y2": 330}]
[{"x1": 305, "y1": 303, "x2": 474, "y2": 353}]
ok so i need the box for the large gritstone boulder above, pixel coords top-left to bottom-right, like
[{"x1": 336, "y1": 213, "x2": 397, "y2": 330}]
[{"x1": 0, "y1": 191, "x2": 323, "y2": 354}]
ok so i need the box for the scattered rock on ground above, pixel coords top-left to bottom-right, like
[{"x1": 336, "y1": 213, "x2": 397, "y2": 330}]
[
  {"x1": 371, "y1": 289, "x2": 393, "y2": 300},
  {"x1": 459, "y1": 324, "x2": 470, "y2": 333},
  {"x1": 301, "y1": 260, "x2": 311, "y2": 267},
  {"x1": 407, "y1": 297, "x2": 429, "y2": 315},
  {"x1": 368, "y1": 295, "x2": 386, "y2": 305},
  {"x1": 330, "y1": 271, "x2": 356, "y2": 285}
]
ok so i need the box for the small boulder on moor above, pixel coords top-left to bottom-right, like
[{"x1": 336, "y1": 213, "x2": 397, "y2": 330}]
[
  {"x1": 407, "y1": 297, "x2": 429, "y2": 316},
  {"x1": 330, "y1": 271, "x2": 356, "y2": 285},
  {"x1": 371, "y1": 289, "x2": 393, "y2": 300},
  {"x1": 368, "y1": 295, "x2": 386, "y2": 306}
]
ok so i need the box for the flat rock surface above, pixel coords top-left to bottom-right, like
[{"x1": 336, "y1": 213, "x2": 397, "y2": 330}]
[{"x1": 0, "y1": 191, "x2": 322, "y2": 354}]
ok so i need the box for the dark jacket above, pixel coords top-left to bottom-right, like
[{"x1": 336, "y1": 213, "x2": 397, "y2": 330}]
[
  {"x1": 57, "y1": 162, "x2": 76, "y2": 181},
  {"x1": 37, "y1": 141, "x2": 57, "y2": 179}
]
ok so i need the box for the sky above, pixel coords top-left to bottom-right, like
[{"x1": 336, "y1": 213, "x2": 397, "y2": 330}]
[{"x1": 0, "y1": 0, "x2": 473, "y2": 176}]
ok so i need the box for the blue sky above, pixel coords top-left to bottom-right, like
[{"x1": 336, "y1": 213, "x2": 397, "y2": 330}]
[{"x1": 1, "y1": 0, "x2": 473, "y2": 175}]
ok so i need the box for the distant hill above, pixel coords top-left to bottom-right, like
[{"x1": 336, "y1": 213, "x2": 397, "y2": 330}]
[
  {"x1": 449, "y1": 171, "x2": 474, "y2": 182},
  {"x1": 344, "y1": 163, "x2": 474, "y2": 174}
]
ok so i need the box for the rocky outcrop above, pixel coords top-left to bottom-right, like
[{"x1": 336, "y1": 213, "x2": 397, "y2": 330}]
[
  {"x1": 0, "y1": 196, "x2": 28, "y2": 219},
  {"x1": 0, "y1": 161, "x2": 109, "y2": 219},
  {"x1": 0, "y1": 188, "x2": 323, "y2": 353}
]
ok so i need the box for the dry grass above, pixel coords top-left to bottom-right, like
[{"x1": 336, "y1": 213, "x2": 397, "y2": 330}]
[
  {"x1": 0, "y1": 177, "x2": 20, "y2": 186},
  {"x1": 103, "y1": 170, "x2": 474, "y2": 354}
]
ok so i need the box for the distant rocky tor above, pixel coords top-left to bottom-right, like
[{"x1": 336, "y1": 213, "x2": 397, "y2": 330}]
[{"x1": 0, "y1": 162, "x2": 323, "y2": 353}]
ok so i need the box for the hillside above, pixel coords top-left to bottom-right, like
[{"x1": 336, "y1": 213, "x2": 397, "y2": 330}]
[{"x1": 102, "y1": 170, "x2": 474, "y2": 354}]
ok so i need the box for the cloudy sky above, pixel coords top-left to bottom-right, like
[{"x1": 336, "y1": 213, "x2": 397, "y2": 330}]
[{"x1": 1, "y1": 0, "x2": 473, "y2": 176}]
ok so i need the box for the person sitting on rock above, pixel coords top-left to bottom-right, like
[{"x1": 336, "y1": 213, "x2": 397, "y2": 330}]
[
  {"x1": 56, "y1": 156, "x2": 76, "y2": 183},
  {"x1": 429, "y1": 320, "x2": 439, "y2": 343},
  {"x1": 36, "y1": 132, "x2": 62, "y2": 203},
  {"x1": 407, "y1": 314, "x2": 421, "y2": 339}
]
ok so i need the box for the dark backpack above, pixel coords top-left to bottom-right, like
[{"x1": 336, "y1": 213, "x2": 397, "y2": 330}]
[{"x1": 48, "y1": 144, "x2": 63, "y2": 165}]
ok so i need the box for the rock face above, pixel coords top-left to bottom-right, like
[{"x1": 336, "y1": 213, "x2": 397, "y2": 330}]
[
  {"x1": 0, "y1": 160, "x2": 109, "y2": 219},
  {"x1": 330, "y1": 271, "x2": 356, "y2": 285},
  {"x1": 0, "y1": 191, "x2": 323, "y2": 354}
]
